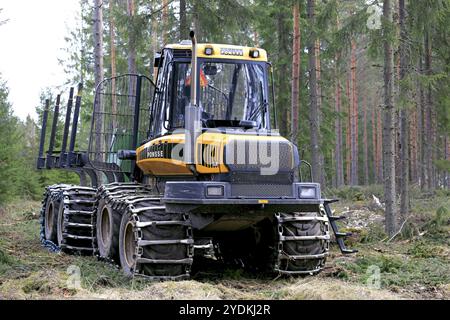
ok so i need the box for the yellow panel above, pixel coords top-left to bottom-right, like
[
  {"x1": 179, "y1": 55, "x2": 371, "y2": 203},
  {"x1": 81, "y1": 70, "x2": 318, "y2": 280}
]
[
  {"x1": 195, "y1": 132, "x2": 228, "y2": 174},
  {"x1": 137, "y1": 158, "x2": 193, "y2": 176},
  {"x1": 136, "y1": 132, "x2": 292, "y2": 176},
  {"x1": 136, "y1": 133, "x2": 185, "y2": 156},
  {"x1": 136, "y1": 134, "x2": 190, "y2": 175},
  {"x1": 165, "y1": 43, "x2": 268, "y2": 62}
]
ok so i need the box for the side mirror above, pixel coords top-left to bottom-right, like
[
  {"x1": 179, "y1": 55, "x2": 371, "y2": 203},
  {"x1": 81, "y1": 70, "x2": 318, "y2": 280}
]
[
  {"x1": 154, "y1": 52, "x2": 162, "y2": 67},
  {"x1": 203, "y1": 64, "x2": 218, "y2": 76}
]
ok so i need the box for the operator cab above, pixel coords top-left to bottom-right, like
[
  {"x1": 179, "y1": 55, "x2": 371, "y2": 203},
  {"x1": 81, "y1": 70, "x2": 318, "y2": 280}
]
[
  {"x1": 149, "y1": 42, "x2": 274, "y2": 138},
  {"x1": 136, "y1": 40, "x2": 295, "y2": 180}
]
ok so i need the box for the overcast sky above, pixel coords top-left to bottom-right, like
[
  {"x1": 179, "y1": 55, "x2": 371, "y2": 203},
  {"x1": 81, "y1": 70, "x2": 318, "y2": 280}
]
[{"x1": 0, "y1": 0, "x2": 79, "y2": 120}]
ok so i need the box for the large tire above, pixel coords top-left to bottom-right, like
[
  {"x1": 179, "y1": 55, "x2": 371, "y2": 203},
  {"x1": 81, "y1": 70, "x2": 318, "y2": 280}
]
[
  {"x1": 94, "y1": 183, "x2": 154, "y2": 261},
  {"x1": 44, "y1": 196, "x2": 60, "y2": 242},
  {"x1": 238, "y1": 210, "x2": 329, "y2": 275},
  {"x1": 277, "y1": 211, "x2": 329, "y2": 274},
  {"x1": 138, "y1": 210, "x2": 188, "y2": 277},
  {"x1": 119, "y1": 212, "x2": 136, "y2": 276},
  {"x1": 54, "y1": 187, "x2": 96, "y2": 254},
  {"x1": 118, "y1": 208, "x2": 192, "y2": 279},
  {"x1": 96, "y1": 198, "x2": 121, "y2": 262}
]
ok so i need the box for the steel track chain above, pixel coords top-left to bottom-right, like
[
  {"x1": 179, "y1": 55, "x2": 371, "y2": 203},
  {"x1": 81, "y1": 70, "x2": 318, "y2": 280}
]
[
  {"x1": 93, "y1": 182, "x2": 154, "y2": 260},
  {"x1": 39, "y1": 184, "x2": 69, "y2": 252},
  {"x1": 96, "y1": 182, "x2": 194, "y2": 280},
  {"x1": 40, "y1": 184, "x2": 96, "y2": 254},
  {"x1": 274, "y1": 205, "x2": 330, "y2": 275}
]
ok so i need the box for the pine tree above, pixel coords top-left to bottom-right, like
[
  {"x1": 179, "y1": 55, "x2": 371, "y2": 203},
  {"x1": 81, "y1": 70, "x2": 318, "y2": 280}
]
[
  {"x1": 291, "y1": 1, "x2": 301, "y2": 146},
  {"x1": 0, "y1": 79, "x2": 20, "y2": 203},
  {"x1": 383, "y1": 0, "x2": 397, "y2": 236},
  {"x1": 398, "y1": 0, "x2": 409, "y2": 218},
  {"x1": 307, "y1": 0, "x2": 323, "y2": 186},
  {"x1": 93, "y1": 0, "x2": 104, "y2": 161}
]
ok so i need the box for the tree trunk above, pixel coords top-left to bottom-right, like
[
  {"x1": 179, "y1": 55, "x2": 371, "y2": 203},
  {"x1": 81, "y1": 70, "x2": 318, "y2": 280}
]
[
  {"x1": 127, "y1": 0, "x2": 137, "y2": 143},
  {"x1": 399, "y1": 0, "x2": 409, "y2": 218},
  {"x1": 418, "y1": 55, "x2": 426, "y2": 189},
  {"x1": 424, "y1": 32, "x2": 434, "y2": 190},
  {"x1": 291, "y1": 2, "x2": 301, "y2": 146},
  {"x1": 383, "y1": 0, "x2": 397, "y2": 236},
  {"x1": 179, "y1": 0, "x2": 187, "y2": 41},
  {"x1": 127, "y1": 0, "x2": 136, "y2": 74},
  {"x1": 445, "y1": 136, "x2": 449, "y2": 188},
  {"x1": 372, "y1": 100, "x2": 378, "y2": 183},
  {"x1": 162, "y1": 0, "x2": 169, "y2": 44},
  {"x1": 377, "y1": 106, "x2": 383, "y2": 181},
  {"x1": 350, "y1": 39, "x2": 358, "y2": 185},
  {"x1": 193, "y1": 1, "x2": 201, "y2": 38},
  {"x1": 110, "y1": 0, "x2": 117, "y2": 130},
  {"x1": 253, "y1": 31, "x2": 259, "y2": 46},
  {"x1": 110, "y1": 9, "x2": 116, "y2": 81},
  {"x1": 315, "y1": 39, "x2": 326, "y2": 185},
  {"x1": 307, "y1": 0, "x2": 323, "y2": 186},
  {"x1": 315, "y1": 39, "x2": 322, "y2": 115},
  {"x1": 93, "y1": 0, "x2": 104, "y2": 87},
  {"x1": 346, "y1": 75, "x2": 351, "y2": 184},
  {"x1": 93, "y1": 0, "x2": 104, "y2": 161},
  {"x1": 152, "y1": 7, "x2": 159, "y2": 81},
  {"x1": 363, "y1": 95, "x2": 369, "y2": 185},
  {"x1": 410, "y1": 108, "x2": 418, "y2": 184},
  {"x1": 276, "y1": 9, "x2": 289, "y2": 138},
  {"x1": 334, "y1": 56, "x2": 344, "y2": 187}
]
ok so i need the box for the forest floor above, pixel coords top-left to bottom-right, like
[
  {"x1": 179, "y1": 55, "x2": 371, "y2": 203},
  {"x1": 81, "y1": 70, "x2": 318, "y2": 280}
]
[{"x1": 0, "y1": 187, "x2": 449, "y2": 300}]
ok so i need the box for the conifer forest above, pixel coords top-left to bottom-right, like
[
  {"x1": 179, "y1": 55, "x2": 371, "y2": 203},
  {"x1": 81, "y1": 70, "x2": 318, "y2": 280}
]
[{"x1": 0, "y1": 0, "x2": 449, "y2": 301}]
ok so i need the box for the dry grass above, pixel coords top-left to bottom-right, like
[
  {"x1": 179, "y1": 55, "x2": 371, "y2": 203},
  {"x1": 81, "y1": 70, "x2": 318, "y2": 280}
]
[{"x1": 0, "y1": 196, "x2": 448, "y2": 300}]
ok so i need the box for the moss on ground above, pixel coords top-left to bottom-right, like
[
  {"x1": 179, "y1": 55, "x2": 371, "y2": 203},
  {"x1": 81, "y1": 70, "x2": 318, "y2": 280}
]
[{"x1": 0, "y1": 189, "x2": 448, "y2": 300}]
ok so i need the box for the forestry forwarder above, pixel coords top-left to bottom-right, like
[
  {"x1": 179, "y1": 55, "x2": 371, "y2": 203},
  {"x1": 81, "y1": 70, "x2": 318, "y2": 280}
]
[{"x1": 37, "y1": 31, "x2": 356, "y2": 280}]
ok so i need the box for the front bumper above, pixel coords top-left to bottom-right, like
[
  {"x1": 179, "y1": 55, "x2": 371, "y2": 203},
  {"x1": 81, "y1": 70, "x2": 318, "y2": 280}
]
[{"x1": 162, "y1": 181, "x2": 323, "y2": 205}]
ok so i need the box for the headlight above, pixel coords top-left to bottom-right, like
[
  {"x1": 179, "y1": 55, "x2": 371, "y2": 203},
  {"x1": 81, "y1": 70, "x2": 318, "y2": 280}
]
[
  {"x1": 204, "y1": 47, "x2": 214, "y2": 55},
  {"x1": 249, "y1": 49, "x2": 260, "y2": 58},
  {"x1": 299, "y1": 186, "x2": 317, "y2": 199},
  {"x1": 206, "y1": 185, "x2": 224, "y2": 197}
]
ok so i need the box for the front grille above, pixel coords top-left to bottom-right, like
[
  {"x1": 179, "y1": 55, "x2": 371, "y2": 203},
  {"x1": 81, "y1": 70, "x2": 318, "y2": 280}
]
[
  {"x1": 200, "y1": 144, "x2": 220, "y2": 168},
  {"x1": 229, "y1": 172, "x2": 294, "y2": 184},
  {"x1": 230, "y1": 184, "x2": 293, "y2": 198},
  {"x1": 224, "y1": 139, "x2": 294, "y2": 173}
]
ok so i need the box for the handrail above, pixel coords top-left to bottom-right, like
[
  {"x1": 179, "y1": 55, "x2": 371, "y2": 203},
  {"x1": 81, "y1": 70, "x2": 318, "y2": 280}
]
[{"x1": 299, "y1": 160, "x2": 313, "y2": 182}]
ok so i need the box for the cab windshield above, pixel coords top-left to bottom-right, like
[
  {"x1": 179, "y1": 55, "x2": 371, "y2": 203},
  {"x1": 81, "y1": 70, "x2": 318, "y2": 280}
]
[{"x1": 169, "y1": 60, "x2": 270, "y2": 129}]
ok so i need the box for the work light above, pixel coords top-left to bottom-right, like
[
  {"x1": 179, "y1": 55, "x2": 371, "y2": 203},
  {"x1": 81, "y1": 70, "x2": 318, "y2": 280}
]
[
  {"x1": 249, "y1": 49, "x2": 260, "y2": 58},
  {"x1": 206, "y1": 185, "x2": 224, "y2": 197},
  {"x1": 204, "y1": 47, "x2": 214, "y2": 55}
]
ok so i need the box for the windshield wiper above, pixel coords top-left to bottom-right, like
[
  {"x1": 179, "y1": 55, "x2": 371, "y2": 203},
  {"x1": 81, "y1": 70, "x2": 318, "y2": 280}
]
[{"x1": 247, "y1": 101, "x2": 268, "y2": 122}]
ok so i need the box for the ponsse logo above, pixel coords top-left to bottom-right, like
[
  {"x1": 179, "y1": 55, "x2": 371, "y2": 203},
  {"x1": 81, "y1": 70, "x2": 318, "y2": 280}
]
[
  {"x1": 139, "y1": 144, "x2": 165, "y2": 160},
  {"x1": 139, "y1": 143, "x2": 183, "y2": 160},
  {"x1": 220, "y1": 48, "x2": 243, "y2": 56},
  {"x1": 147, "y1": 150, "x2": 164, "y2": 158}
]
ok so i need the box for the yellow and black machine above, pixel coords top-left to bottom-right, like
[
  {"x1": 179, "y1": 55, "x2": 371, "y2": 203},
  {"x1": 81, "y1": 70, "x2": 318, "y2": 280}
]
[{"x1": 37, "y1": 31, "x2": 356, "y2": 280}]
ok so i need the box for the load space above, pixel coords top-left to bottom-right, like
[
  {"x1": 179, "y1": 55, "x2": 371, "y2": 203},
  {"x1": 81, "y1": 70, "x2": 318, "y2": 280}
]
[{"x1": 36, "y1": 33, "x2": 356, "y2": 280}]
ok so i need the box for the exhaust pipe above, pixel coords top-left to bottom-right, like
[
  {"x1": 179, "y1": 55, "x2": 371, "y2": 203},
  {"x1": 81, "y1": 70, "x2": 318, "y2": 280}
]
[
  {"x1": 184, "y1": 30, "x2": 201, "y2": 170},
  {"x1": 189, "y1": 30, "x2": 198, "y2": 106}
]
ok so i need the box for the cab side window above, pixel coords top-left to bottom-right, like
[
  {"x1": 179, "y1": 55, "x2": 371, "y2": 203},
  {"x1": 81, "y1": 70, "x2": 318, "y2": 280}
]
[{"x1": 150, "y1": 50, "x2": 172, "y2": 137}]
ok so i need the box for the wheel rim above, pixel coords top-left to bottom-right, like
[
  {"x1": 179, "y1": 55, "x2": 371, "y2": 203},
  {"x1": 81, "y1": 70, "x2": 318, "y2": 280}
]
[
  {"x1": 45, "y1": 202, "x2": 54, "y2": 238},
  {"x1": 57, "y1": 203, "x2": 64, "y2": 245},
  {"x1": 100, "y1": 207, "x2": 111, "y2": 247},
  {"x1": 123, "y1": 221, "x2": 136, "y2": 268}
]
